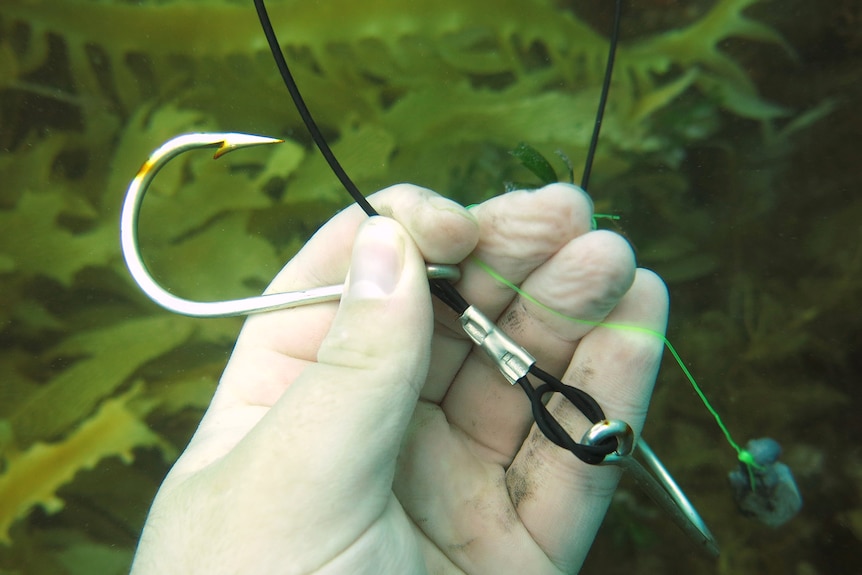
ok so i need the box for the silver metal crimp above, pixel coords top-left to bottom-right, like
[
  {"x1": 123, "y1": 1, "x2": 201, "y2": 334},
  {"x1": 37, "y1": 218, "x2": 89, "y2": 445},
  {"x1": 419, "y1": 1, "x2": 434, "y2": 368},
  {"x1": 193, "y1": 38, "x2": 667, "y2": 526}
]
[{"x1": 459, "y1": 306, "x2": 536, "y2": 385}]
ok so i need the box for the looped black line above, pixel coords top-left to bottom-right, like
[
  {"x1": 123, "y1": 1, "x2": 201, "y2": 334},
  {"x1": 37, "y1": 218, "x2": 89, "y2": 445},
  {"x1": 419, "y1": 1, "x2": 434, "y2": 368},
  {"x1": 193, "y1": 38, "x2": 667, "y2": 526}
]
[{"x1": 518, "y1": 366, "x2": 617, "y2": 465}]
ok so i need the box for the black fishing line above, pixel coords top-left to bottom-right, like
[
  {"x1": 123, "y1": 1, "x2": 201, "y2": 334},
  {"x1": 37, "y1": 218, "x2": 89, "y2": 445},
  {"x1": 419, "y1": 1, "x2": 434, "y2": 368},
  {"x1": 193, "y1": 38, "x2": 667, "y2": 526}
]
[
  {"x1": 254, "y1": 2, "x2": 376, "y2": 218},
  {"x1": 252, "y1": 0, "x2": 625, "y2": 462},
  {"x1": 254, "y1": 0, "x2": 470, "y2": 313},
  {"x1": 581, "y1": 0, "x2": 623, "y2": 191}
]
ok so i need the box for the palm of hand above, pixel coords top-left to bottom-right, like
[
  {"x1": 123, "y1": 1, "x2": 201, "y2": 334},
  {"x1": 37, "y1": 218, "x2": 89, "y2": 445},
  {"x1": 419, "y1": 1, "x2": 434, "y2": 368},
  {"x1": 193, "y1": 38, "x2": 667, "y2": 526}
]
[{"x1": 131, "y1": 184, "x2": 668, "y2": 575}]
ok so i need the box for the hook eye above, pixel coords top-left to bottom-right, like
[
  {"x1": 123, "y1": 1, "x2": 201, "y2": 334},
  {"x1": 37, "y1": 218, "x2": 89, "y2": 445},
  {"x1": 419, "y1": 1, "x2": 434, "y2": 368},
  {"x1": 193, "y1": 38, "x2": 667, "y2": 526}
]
[{"x1": 581, "y1": 419, "x2": 635, "y2": 457}]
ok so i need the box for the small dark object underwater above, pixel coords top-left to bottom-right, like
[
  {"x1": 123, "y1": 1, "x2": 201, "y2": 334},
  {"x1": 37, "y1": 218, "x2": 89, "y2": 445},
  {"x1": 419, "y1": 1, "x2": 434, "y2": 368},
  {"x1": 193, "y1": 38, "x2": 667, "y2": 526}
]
[{"x1": 729, "y1": 437, "x2": 803, "y2": 528}]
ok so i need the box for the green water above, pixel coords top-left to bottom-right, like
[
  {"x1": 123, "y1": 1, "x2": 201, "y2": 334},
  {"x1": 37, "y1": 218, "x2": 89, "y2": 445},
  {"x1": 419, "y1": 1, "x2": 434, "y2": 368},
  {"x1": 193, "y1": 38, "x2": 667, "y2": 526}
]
[{"x1": 0, "y1": 0, "x2": 859, "y2": 573}]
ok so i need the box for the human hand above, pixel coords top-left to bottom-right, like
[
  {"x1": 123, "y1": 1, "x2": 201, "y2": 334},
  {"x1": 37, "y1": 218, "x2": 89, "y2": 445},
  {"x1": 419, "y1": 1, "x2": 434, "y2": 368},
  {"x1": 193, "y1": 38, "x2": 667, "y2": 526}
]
[{"x1": 131, "y1": 183, "x2": 668, "y2": 575}]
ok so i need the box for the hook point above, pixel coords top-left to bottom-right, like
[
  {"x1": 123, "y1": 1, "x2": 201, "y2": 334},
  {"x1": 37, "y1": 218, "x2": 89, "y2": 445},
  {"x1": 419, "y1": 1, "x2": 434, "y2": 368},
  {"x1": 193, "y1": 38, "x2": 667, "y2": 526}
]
[{"x1": 213, "y1": 133, "x2": 284, "y2": 159}]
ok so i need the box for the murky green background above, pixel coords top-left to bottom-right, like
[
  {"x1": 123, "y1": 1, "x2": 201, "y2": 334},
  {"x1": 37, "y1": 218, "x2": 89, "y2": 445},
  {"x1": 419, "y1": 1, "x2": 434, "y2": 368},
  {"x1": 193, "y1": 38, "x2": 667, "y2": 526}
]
[{"x1": 0, "y1": 0, "x2": 859, "y2": 573}]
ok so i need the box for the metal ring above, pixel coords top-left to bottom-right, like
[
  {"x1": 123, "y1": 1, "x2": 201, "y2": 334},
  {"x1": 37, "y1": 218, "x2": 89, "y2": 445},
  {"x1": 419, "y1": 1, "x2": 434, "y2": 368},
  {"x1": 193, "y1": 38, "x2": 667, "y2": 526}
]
[{"x1": 581, "y1": 419, "x2": 635, "y2": 457}]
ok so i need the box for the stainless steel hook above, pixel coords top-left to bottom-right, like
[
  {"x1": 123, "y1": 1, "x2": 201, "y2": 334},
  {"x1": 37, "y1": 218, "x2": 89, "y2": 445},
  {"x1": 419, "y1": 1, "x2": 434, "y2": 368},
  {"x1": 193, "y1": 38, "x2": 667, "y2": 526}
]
[
  {"x1": 583, "y1": 419, "x2": 720, "y2": 557},
  {"x1": 120, "y1": 133, "x2": 460, "y2": 318}
]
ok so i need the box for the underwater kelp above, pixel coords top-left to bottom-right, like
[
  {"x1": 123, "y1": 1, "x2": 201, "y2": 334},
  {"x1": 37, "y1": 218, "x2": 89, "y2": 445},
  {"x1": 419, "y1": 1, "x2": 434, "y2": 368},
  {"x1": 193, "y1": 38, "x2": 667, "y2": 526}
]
[
  {"x1": 1, "y1": 0, "x2": 856, "y2": 573},
  {"x1": 2, "y1": 0, "x2": 789, "y2": 184}
]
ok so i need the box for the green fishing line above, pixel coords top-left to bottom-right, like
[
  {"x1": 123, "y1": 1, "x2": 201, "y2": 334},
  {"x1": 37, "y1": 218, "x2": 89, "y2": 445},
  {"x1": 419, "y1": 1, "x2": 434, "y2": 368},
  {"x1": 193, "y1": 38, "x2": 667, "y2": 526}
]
[
  {"x1": 471, "y1": 256, "x2": 758, "y2": 481},
  {"x1": 591, "y1": 213, "x2": 620, "y2": 230}
]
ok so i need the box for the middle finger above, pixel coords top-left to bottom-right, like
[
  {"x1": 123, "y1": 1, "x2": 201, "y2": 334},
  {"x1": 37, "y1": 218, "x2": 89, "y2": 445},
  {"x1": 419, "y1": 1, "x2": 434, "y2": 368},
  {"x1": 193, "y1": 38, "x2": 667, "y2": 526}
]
[{"x1": 423, "y1": 183, "x2": 594, "y2": 401}]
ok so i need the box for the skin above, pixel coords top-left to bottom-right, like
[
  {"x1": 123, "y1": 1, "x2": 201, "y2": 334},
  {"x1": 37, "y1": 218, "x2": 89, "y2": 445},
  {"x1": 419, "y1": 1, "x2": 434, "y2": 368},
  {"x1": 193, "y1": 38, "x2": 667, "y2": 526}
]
[{"x1": 131, "y1": 183, "x2": 669, "y2": 575}]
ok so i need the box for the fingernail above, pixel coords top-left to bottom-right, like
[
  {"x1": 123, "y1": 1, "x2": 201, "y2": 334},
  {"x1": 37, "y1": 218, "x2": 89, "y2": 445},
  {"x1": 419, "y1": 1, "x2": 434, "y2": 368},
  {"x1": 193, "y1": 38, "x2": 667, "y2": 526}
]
[{"x1": 348, "y1": 217, "x2": 404, "y2": 299}]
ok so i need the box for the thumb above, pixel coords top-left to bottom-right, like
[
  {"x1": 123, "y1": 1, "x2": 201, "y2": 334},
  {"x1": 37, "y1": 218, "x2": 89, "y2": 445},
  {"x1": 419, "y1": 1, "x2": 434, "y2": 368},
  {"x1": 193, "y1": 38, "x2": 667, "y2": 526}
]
[
  {"x1": 317, "y1": 215, "x2": 433, "y2": 389},
  {"x1": 239, "y1": 216, "x2": 433, "y2": 519},
  {"x1": 153, "y1": 217, "x2": 433, "y2": 574}
]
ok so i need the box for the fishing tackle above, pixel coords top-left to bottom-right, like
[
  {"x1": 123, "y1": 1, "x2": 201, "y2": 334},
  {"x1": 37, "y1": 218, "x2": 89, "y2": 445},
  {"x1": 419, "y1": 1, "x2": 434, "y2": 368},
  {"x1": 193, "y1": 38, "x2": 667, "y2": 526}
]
[
  {"x1": 121, "y1": 0, "x2": 820, "y2": 559},
  {"x1": 120, "y1": 133, "x2": 461, "y2": 318}
]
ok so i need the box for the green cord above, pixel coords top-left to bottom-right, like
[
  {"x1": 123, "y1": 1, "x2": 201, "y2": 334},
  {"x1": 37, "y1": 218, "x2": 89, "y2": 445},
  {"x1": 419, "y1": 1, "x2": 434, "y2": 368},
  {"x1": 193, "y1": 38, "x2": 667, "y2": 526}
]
[
  {"x1": 591, "y1": 213, "x2": 620, "y2": 230},
  {"x1": 471, "y1": 256, "x2": 758, "y2": 482}
]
